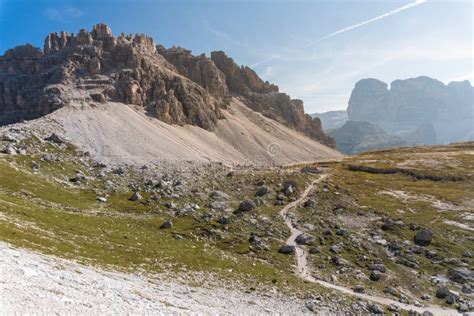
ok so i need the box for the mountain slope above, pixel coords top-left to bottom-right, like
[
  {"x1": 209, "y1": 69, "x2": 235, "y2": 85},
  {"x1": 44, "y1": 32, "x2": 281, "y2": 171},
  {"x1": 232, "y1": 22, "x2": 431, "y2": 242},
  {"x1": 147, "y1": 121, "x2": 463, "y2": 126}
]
[
  {"x1": 328, "y1": 121, "x2": 407, "y2": 154},
  {"x1": 0, "y1": 23, "x2": 336, "y2": 158},
  {"x1": 48, "y1": 98, "x2": 341, "y2": 166}
]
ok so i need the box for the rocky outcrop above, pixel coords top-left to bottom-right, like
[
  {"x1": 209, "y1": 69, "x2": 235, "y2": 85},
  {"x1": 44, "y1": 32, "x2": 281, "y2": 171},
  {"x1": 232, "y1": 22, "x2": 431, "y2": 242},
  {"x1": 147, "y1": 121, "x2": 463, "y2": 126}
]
[
  {"x1": 209, "y1": 51, "x2": 334, "y2": 147},
  {"x1": 0, "y1": 24, "x2": 334, "y2": 147},
  {"x1": 1, "y1": 24, "x2": 221, "y2": 130},
  {"x1": 156, "y1": 46, "x2": 228, "y2": 97},
  {"x1": 328, "y1": 121, "x2": 407, "y2": 154},
  {"x1": 347, "y1": 76, "x2": 474, "y2": 144},
  {"x1": 311, "y1": 110, "x2": 348, "y2": 131}
]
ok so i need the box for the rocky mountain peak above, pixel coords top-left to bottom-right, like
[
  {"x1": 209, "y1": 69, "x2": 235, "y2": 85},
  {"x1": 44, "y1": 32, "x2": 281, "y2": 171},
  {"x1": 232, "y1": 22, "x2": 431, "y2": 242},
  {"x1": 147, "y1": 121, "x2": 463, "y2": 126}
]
[
  {"x1": 347, "y1": 76, "x2": 473, "y2": 144},
  {"x1": 0, "y1": 23, "x2": 334, "y2": 147}
]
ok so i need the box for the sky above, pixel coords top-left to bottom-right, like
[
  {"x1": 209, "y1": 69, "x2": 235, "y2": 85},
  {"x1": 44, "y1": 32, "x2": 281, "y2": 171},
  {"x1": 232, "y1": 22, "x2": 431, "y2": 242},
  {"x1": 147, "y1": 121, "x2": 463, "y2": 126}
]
[{"x1": 0, "y1": 0, "x2": 472, "y2": 113}]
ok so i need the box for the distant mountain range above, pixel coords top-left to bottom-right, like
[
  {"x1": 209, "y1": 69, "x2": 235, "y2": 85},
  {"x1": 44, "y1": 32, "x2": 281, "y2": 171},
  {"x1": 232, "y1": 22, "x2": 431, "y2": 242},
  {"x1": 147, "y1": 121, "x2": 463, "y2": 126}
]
[{"x1": 313, "y1": 76, "x2": 473, "y2": 154}]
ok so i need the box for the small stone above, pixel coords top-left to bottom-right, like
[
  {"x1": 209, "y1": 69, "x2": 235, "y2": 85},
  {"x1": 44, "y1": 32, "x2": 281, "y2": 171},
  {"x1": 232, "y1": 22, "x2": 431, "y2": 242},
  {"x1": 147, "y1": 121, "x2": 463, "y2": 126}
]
[
  {"x1": 368, "y1": 303, "x2": 384, "y2": 314},
  {"x1": 370, "y1": 270, "x2": 382, "y2": 281},
  {"x1": 255, "y1": 185, "x2": 270, "y2": 197},
  {"x1": 368, "y1": 263, "x2": 386, "y2": 273},
  {"x1": 382, "y1": 218, "x2": 394, "y2": 230},
  {"x1": 309, "y1": 246, "x2": 320, "y2": 254},
  {"x1": 305, "y1": 302, "x2": 317, "y2": 312},
  {"x1": 97, "y1": 197, "x2": 107, "y2": 203},
  {"x1": 388, "y1": 303, "x2": 401, "y2": 312},
  {"x1": 44, "y1": 133, "x2": 64, "y2": 144},
  {"x1": 160, "y1": 220, "x2": 173, "y2": 229},
  {"x1": 353, "y1": 285, "x2": 365, "y2": 293},
  {"x1": 446, "y1": 292, "x2": 458, "y2": 305},
  {"x1": 237, "y1": 199, "x2": 256, "y2": 212},
  {"x1": 304, "y1": 199, "x2": 316, "y2": 208},
  {"x1": 420, "y1": 294, "x2": 431, "y2": 301},
  {"x1": 129, "y1": 191, "x2": 142, "y2": 201},
  {"x1": 210, "y1": 191, "x2": 228, "y2": 200},
  {"x1": 336, "y1": 228, "x2": 348, "y2": 236}
]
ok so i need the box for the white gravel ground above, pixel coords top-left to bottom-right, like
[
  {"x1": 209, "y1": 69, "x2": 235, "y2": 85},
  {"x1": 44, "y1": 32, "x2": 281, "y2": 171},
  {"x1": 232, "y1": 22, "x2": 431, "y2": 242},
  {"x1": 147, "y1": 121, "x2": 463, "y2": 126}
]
[{"x1": 0, "y1": 242, "x2": 311, "y2": 315}]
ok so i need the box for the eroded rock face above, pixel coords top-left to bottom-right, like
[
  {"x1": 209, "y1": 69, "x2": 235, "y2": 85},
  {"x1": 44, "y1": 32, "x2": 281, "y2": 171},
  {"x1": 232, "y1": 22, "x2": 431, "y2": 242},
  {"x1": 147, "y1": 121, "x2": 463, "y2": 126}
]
[
  {"x1": 1, "y1": 24, "x2": 334, "y2": 147},
  {"x1": 347, "y1": 76, "x2": 474, "y2": 144},
  {"x1": 210, "y1": 51, "x2": 334, "y2": 147},
  {"x1": 1, "y1": 24, "x2": 220, "y2": 130}
]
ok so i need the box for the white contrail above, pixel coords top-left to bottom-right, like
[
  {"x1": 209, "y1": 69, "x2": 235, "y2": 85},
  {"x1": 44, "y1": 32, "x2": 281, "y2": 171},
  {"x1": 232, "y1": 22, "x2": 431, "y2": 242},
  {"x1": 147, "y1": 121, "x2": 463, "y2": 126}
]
[{"x1": 304, "y1": 0, "x2": 427, "y2": 48}]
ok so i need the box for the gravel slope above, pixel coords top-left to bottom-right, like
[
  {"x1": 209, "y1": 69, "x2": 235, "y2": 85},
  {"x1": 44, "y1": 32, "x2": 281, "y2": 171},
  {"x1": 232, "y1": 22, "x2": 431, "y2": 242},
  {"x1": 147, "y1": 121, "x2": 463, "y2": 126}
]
[
  {"x1": 51, "y1": 99, "x2": 342, "y2": 166},
  {"x1": 0, "y1": 242, "x2": 311, "y2": 315}
]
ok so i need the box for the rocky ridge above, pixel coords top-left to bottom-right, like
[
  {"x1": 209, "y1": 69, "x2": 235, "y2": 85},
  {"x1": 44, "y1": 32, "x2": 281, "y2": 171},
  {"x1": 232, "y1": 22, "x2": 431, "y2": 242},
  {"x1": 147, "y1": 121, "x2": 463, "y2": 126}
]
[
  {"x1": 0, "y1": 23, "x2": 334, "y2": 147},
  {"x1": 347, "y1": 76, "x2": 473, "y2": 144}
]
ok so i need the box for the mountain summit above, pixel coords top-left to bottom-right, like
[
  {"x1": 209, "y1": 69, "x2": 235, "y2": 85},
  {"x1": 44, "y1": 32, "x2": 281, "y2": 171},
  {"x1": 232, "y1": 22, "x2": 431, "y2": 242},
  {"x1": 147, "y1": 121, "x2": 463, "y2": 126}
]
[{"x1": 0, "y1": 23, "x2": 335, "y2": 154}]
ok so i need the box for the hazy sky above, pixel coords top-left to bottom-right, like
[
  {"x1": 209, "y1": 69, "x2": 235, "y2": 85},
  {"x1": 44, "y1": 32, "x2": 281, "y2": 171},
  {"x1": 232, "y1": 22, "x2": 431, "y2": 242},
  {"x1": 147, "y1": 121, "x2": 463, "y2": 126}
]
[{"x1": 0, "y1": 0, "x2": 472, "y2": 113}]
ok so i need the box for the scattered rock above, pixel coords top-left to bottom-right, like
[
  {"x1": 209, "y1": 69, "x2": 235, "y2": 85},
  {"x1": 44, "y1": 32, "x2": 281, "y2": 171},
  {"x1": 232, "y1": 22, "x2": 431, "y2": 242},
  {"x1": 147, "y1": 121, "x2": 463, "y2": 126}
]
[
  {"x1": 278, "y1": 245, "x2": 295, "y2": 254},
  {"x1": 129, "y1": 191, "x2": 142, "y2": 201},
  {"x1": 446, "y1": 291, "x2": 459, "y2": 305},
  {"x1": 381, "y1": 218, "x2": 394, "y2": 230},
  {"x1": 353, "y1": 285, "x2": 365, "y2": 293},
  {"x1": 420, "y1": 294, "x2": 431, "y2": 301},
  {"x1": 209, "y1": 201, "x2": 228, "y2": 211},
  {"x1": 435, "y1": 286, "x2": 450, "y2": 299},
  {"x1": 295, "y1": 233, "x2": 314, "y2": 245},
  {"x1": 303, "y1": 199, "x2": 316, "y2": 208},
  {"x1": 237, "y1": 199, "x2": 256, "y2": 212},
  {"x1": 368, "y1": 264, "x2": 386, "y2": 273},
  {"x1": 42, "y1": 154, "x2": 54, "y2": 163},
  {"x1": 255, "y1": 185, "x2": 270, "y2": 197},
  {"x1": 370, "y1": 270, "x2": 383, "y2": 281},
  {"x1": 330, "y1": 244, "x2": 343, "y2": 253},
  {"x1": 160, "y1": 220, "x2": 173, "y2": 229},
  {"x1": 387, "y1": 303, "x2": 400, "y2": 312},
  {"x1": 69, "y1": 172, "x2": 86, "y2": 183},
  {"x1": 309, "y1": 246, "x2": 320, "y2": 254},
  {"x1": 367, "y1": 303, "x2": 384, "y2": 314},
  {"x1": 447, "y1": 267, "x2": 473, "y2": 284},
  {"x1": 44, "y1": 133, "x2": 64, "y2": 144},
  {"x1": 305, "y1": 301, "x2": 317, "y2": 312},
  {"x1": 210, "y1": 191, "x2": 228, "y2": 200},
  {"x1": 218, "y1": 216, "x2": 230, "y2": 225},
  {"x1": 97, "y1": 197, "x2": 107, "y2": 203},
  {"x1": 414, "y1": 229, "x2": 433, "y2": 246}
]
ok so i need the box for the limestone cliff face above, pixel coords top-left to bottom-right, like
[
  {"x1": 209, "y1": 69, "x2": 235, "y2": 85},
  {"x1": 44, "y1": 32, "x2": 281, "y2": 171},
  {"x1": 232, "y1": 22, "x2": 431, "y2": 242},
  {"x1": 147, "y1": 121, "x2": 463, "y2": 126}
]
[
  {"x1": 1, "y1": 24, "x2": 220, "y2": 130},
  {"x1": 0, "y1": 24, "x2": 334, "y2": 147},
  {"x1": 209, "y1": 51, "x2": 334, "y2": 147},
  {"x1": 347, "y1": 76, "x2": 474, "y2": 144}
]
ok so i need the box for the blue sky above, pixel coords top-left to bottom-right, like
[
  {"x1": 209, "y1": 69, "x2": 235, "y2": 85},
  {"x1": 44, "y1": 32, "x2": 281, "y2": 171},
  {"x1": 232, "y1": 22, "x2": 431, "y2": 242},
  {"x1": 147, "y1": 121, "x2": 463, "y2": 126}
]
[{"x1": 0, "y1": 0, "x2": 472, "y2": 113}]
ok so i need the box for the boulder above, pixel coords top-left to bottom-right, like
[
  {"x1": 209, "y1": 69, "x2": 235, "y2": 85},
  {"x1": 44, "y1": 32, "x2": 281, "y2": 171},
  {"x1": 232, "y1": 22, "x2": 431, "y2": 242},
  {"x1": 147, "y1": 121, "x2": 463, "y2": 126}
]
[
  {"x1": 435, "y1": 286, "x2": 450, "y2": 299},
  {"x1": 279, "y1": 245, "x2": 295, "y2": 254},
  {"x1": 160, "y1": 220, "x2": 173, "y2": 229},
  {"x1": 414, "y1": 229, "x2": 433, "y2": 246},
  {"x1": 237, "y1": 199, "x2": 256, "y2": 212},
  {"x1": 295, "y1": 233, "x2": 314, "y2": 245},
  {"x1": 255, "y1": 185, "x2": 270, "y2": 197},
  {"x1": 447, "y1": 267, "x2": 473, "y2": 284}
]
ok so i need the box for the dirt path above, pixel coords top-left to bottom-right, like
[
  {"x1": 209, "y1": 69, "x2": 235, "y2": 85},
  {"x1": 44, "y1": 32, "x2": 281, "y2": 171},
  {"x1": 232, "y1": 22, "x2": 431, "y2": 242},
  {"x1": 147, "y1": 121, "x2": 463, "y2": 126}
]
[{"x1": 279, "y1": 175, "x2": 458, "y2": 316}]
